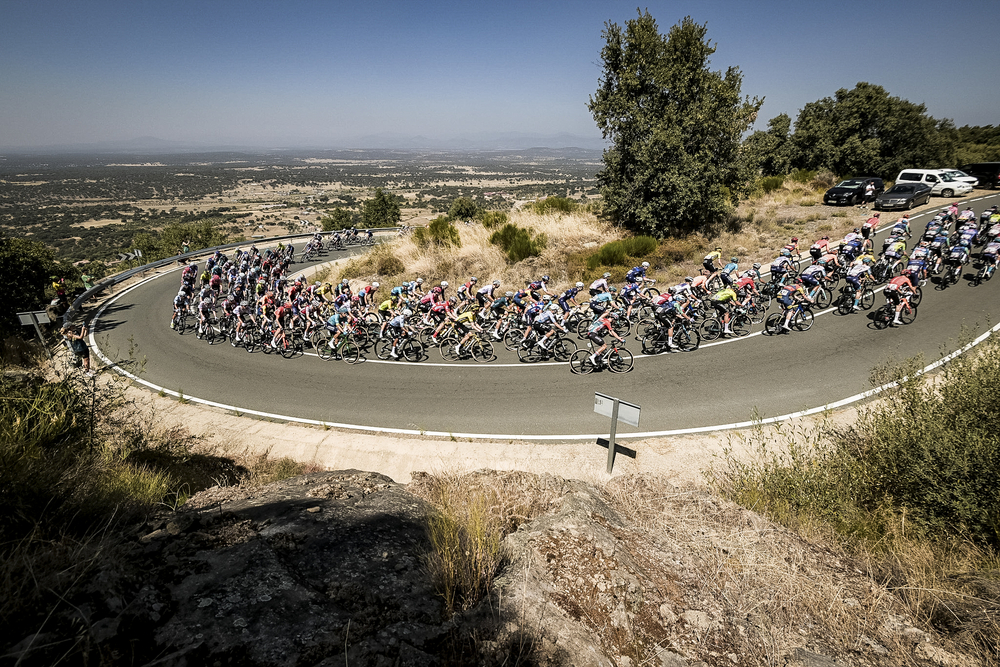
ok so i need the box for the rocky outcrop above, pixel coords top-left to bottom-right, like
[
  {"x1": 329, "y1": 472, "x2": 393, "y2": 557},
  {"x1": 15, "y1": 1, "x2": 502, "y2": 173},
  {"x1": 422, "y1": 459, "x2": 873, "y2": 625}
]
[{"x1": 3, "y1": 470, "x2": 981, "y2": 666}]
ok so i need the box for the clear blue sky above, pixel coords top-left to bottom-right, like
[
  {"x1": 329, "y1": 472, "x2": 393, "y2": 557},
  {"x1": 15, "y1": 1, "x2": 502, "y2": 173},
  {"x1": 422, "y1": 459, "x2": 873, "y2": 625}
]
[{"x1": 1, "y1": 0, "x2": 996, "y2": 149}]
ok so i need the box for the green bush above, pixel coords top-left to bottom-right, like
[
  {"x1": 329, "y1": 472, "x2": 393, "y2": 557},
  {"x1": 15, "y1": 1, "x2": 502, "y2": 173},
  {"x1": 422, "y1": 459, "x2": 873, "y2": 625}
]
[
  {"x1": 710, "y1": 340, "x2": 1000, "y2": 548},
  {"x1": 790, "y1": 168, "x2": 818, "y2": 184},
  {"x1": 530, "y1": 197, "x2": 578, "y2": 215},
  {"x1": 489, "y1": 223, "x2": 547, "y2": 263},
  {"x1": 375, "y1": 252, "x2": 405, "y2": 277},
  {"x1": 414, "y1": 216, "x2": 462, "y2": 249},
  {"x1": 480, "y1": 211, "x2": 509, "y2": 229},
  {"x1": 759, "y1": 175, "x2": 785, "y2": 194},
  {"x1": 586, "y1": 236, "x2": 658, "y2": 270},
  {"x1": 448, "y1": 197, "x2": 480, "y2": 220}
]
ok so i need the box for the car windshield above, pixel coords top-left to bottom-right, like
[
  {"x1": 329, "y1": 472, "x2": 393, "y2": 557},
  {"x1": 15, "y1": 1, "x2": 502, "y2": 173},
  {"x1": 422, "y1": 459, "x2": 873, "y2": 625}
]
[
  {"x1": 898, "y1": 173, "x2": 921, "y2": 181},
  {"x1": 887, "y1": 185, "x2": 915, "y2": 193},
  {"x1": 946, "y1": 170, "x2": 968, "y2": 178},
  {"x1": 835, "y1": 180, "x2": 862, "y2": 188},
  {"x1": 940, "y1": 174, "x2": 955, "y2": 182}
]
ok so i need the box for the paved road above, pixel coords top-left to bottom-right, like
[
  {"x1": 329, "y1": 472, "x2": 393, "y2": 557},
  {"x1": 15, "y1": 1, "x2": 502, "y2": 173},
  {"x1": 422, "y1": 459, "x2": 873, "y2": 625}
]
[{"x1": 94, "y1": 193, "x2": 1000, "y2": 439}]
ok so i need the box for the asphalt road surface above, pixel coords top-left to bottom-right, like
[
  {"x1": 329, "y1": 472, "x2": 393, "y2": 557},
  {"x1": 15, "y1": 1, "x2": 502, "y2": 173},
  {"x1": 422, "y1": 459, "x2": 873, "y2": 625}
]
[{"x1": 94, "y1": 193, "x2": 1000, "y2": 439}]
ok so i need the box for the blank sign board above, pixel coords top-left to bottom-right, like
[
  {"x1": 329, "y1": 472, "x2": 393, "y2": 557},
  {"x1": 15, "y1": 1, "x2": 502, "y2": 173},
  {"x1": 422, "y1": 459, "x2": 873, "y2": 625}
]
[
  {"x1": 17, "y1": 311, "x2": 50, "y2": 325},
  {"x1": 594, "y1": 392, "x2": 640, "y2": 427}
]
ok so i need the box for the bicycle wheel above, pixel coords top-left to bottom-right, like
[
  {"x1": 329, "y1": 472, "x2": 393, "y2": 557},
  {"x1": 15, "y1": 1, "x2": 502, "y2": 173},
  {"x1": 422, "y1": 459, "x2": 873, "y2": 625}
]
[
  {"x1": 793, "y1": 308, "x2": 814, "y2": 332},
  {"x1": 730, "y1": 314, "x2": 752, "y2": 337},
  {"x1": 836, "y1": 291, "x2": 854, "y2": 315},
  {"x1": 340, "y1": 339, "x2": 361, "y2": 364},
  {"x1": 280, "y1": 338, "x2": 299, "y2": 359},
  {"x1": 675, "y1": 327, "x2": 700, "y2": 352},
  {"x1": 517, "y1": 343, "x2": 542, "y2": 363},
  {"x1": 701, "y1": 318, "x2": 722, "y2": 342},
  {"x1": 641, "y1": 332, "x2": 668, "y2": 355},
  {"x1": 503, "y1": 329, "x2": 523, "y2": 351},
  {"x1": 375, "y1": 338, "x2": 394, "y2": 360},
  {"x1": 910, "y1": 286, "x2": 923, "y2": 307},
  {"x1": 472, "y1": 339, "x2": 494, "y2": 363},
  {"x1": 764, "y1": 313, "x2": 783, "y2": 336},
  {"x1": 569, "y1": 349, "x2": 594, "y2": 375},
  {"x1": 860, "y1": 288, "x2": 875, "y2": 310},
  {"x1": 748, "y1": 304, "x2": 767, "y2": 324},
  {"x1": 641, "y1": 286, "x2": 660, "y2": 299},
  {"x1": 634, "y1": 317, "x2": 656, "y2": 341},
  {"x1": 873, "y1": 305, "x2": 892, "y2": 330},
  {"x1": 552, "y1": 338, "x2": 577, "y2": 362},
  {"x1": 607, "y1": 348, "x2": 634, "y2": 373},
  {"x1": 612, "y1": 317, "x2": 630, "y2": 337},
  {"x1": 900, "y1": 304, "x2": 918, "y2": 325},
  {"x1": 314, "y1": 331, "x2": 334, "y2": 360},
  {"x1": 401, "y1": 339, "x2": 424, "y2": 362},
  {"x1": 814, "y1": 287, "x2": 832, "y2": 310},
  {"x1": 439, "y1": 340, "x2": 460, "y2": 361}
]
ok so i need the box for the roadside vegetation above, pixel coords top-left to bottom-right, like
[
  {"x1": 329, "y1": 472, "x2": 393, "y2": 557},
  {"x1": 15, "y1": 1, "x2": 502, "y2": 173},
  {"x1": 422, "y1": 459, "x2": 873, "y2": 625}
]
[
  {"x1": 0, "y1": 366, "x2": 317, "y2": 659},
  {"x1": 709, "y1": 339, "x2": 1000, "y2": 660}
]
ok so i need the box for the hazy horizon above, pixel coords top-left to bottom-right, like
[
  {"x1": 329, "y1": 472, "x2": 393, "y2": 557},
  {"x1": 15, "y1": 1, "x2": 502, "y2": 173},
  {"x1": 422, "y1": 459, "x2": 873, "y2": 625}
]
[{"x1": 3, "y1": 0, "x2": 998, "y2": 151}]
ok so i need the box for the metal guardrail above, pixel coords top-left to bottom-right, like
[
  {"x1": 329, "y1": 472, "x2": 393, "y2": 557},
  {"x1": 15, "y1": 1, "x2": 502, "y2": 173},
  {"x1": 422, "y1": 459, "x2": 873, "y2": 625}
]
[{"x1": 63, "y1": 227, "x2": 400, "y2": 325}]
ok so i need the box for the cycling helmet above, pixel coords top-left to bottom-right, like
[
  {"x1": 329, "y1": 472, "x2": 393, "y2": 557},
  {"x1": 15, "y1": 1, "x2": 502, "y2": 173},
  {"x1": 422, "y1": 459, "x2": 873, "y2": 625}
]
[
  {"x1": 731, "y1": 256, "x2": 738, "y2": 262},
  {"x1": 341, "y1": 278, "x2": 349, "y2": 284},
  {"x1": 822, "y1": 235, "x2": 830, "y2": 240},
  {"x1": 371, "y1": 281, "x2": 380, "y2": 288},
  {"x1": 607, "y1": 310, "x2": 619, "y2": 320},
  {"x1": 667, "y1": 286, "x2": 677, "y2": 295},
  {"x1": 602, "y1": 272, "x2": 611, "y2": 279},
  {"x1": 505, "y1": 290, "x2": 513, "y2": 297},
  {"x1": 542, "y1": 294, "x2": 552, "y2": 301},
  {"x1": 402, "y1": 308, "x2": 413, "y2": 317},
  {"x1": 448, "y1": 297, "x2": 456, "y2": 305},
  {"x1": 177, "y1": 289, "x2": 186, "y2": 296},
  {"x1": 781, "y1": 249, "x2": 791, "y2": 257},
  {"x1": 542, "y1": 275, "x2": 550, "y2": 282},
  {"x1": 314, "y1": 281, "x2": 321, "y2": 287},
  {"x1": 548, "y1": 304, "x2": 560, "y2": 312},
  {"x1": 684, "y1": 276, "x2": 694, "y2": 283},
  {"x1": 641, "y1": 262, "x2": 650, "y2": 268},
  {"x1": 791, "y1": 237, "x2": 798, "y2": 242},
  {"x1": 715, "y1": 246, "x2": 722, "y2": 251},
  {"x1": 863, "y1": 257, "x2": 873, "y2": 264},
  {"x1": 575, "y1": 281, "x2": 584, "y2": 288},
  {"x1": 440, "y1": 281, "x2": 449, "y2": 287},
  {"x1": 493, "y1": 279, "x2": 500, "y2": 286},
  {"x1": 609, "y1": 286, "x2": 618, "y2": 293},
  {"x1": 470, "y1": 277, "x2": 478, "y2": 283},
  {"x1": 416, "y1": 278, "x2": 424, "y2": 284},
  {"x1": 432, "y1": 286, "x2": 442, "y2": 294},
  {"x1": 919, "y1": 240, "x2": 929, "y2": 247},
  {"x1": 752, "y1": 263, "x2": 761, "y2": 270}
]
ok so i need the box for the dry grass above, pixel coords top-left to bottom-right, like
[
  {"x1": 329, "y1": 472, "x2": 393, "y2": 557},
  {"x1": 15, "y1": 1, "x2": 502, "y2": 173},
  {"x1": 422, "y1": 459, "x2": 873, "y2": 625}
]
[
  {"x1": 409, "y1": 470, "x2": 564, "y2": 615},
  {"x1": 315, "y1": 210, "x2": 621, "y2": 294},
  {"x1": 599, "y1": 474, "x2": 994, "y2": 666}
]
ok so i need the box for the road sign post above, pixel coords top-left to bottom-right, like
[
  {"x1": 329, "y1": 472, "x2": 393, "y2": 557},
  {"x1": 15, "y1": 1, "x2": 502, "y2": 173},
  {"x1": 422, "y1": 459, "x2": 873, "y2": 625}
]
[
  {"x1": 17, "y1": 310, "x2": 53, "y2": 359},
  {"x1": 594, "y1": 392, "x2": 640, "y2": 473}
]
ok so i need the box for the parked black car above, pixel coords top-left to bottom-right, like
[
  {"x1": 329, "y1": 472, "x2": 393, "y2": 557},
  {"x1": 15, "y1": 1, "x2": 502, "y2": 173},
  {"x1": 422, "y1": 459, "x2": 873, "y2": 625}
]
[
  {"x1": 823, "y1": 177, "x2": 884, "y2": 206},
  {"x1": 873, "y1": 182, "x2": 933, "y2": 211},
  {"x1": 960, "y1": 162, "x2": 1000, "y2": 189}
]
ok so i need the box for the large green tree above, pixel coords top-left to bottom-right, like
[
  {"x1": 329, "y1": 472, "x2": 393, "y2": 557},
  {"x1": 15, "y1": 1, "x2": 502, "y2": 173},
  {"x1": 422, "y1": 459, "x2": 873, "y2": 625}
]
[
  {"x1": 588, "y1": 13, "x2": 762, "y2": 237},
  {"x1": 0, "y1": 235, "x2": 63, "y2": 334},
  {"x1": 743, "y1": 113, "x2": 794, "y2": 177},
  {"x1": 790, "y1": 82, "x2": 958, "y2": 179},
  {"x1": 362, "y1": 188, "x2": 402, "y2": 228}
]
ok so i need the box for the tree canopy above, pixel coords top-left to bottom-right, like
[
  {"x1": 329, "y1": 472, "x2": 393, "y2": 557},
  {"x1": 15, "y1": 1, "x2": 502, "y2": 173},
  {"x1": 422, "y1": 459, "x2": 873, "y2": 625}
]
[
  {"x1": 0, "y1": 235, "x2": 63, "y2": 334},
  {"x1": 780, "y1": 82, "x2": 957, "y2": 179},
  {"x1": 362, "y1": 188, "x2": 402, "y2": 228},
  {"x1": 588, "y1": 13, "x2": 762, "y2": 237}
]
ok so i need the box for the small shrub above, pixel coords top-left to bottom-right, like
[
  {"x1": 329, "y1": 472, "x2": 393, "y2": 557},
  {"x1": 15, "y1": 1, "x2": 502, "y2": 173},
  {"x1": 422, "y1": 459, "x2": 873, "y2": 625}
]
[
  {"x1": 531, "y1": 196, "x2": 578, "y2": 215},
  {"x1": 759, "y1": 175, "x2": 785, "y2": 194},
  {"x1": 489, "y1": 223, "x2": 546, "y2": 263},
  {"x1": 375, "y1": 253, "x2": 405, "y2": 277},
  {"x1": 425, "y1": 216, "x2": 461, "y2": 248},
  {"x1": 790, "y1": 169, "x2": 818, "y2": 184},
  {"x1": 809, "y1": 170, "x2": 838, "y2": 190},
  {"x1": 480, "y1": 211, "x2": 509, "y2": 229},
  {"x1": 586, "y1": 236, "x2": 658, "y2": 270}
]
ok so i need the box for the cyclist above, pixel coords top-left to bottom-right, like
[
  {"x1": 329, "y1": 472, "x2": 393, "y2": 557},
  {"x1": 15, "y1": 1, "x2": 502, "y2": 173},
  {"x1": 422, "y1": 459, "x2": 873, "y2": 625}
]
[
  {"x1": 890, "y1": 214, "x2": 912, "y2": 239},
  {"x1": 735, "y1": 263, "x2": 762, "y2": 296},
  {"x1": 170, "y1": 289, "x2": 190, "y2": 329},
  {"x1": 929, "y1": 228, "x2": 951, "y2": 272},
  {"x1": 428, "y1": 297, "x2": 456, "y2": 344},
  {"x1": 335, "y1": 278, "x2": 352, "y2": 298},
  {"x1": 527, "y1": 275, "x2": 551, "y2": 301},
  {"x1": 957, "y1": 206, "x2": 976, "y2": 225},
  {"x1": 709, "y1": 285, "x2": 744, "y2": 336},
  {"x1": 588, "y1": 286, "x2": 616, "y2": 317},
  {"x1": 810, "y1": 236, "x2": 832, "y2": 262},
  {"x1": 487, "y1": 291, "x2": 516, "y2": 339},
  {"x1": 799, "y1": 262, "x2": 827, "y2": 294},
  {"x1": 655, "y1": 292, "x2": 693, "y2": 350},
  {"x1": 885, "y1": 273, "x2": 916, "y2": 326},
  {"x1": 457, "y1": 277, "x2": 479, "y2": 305},
  {"x1": 778, "y1": 279, "x2": 814, "y2": 332},
  {"x1": 720, "y1": 256, "x2": 739, "y2": 286},
  {"x1": 357, "y1": 282, "x2": 380, "y2": 308},
  {"x1": 770, "y1": 250, "x2": 795, "y2": 283},
  {"x1": 783, "y1": 237, "x2": 800, "y2": 258},
  {"x1": 324, "y1": 306, "x2": 351, "y2": 356},
  {"x1": 980, "y1": 240, "x2": 1000, "y2": 280},
  {"x1": 449, "y1": 307, "x2": 483, "y2": 357},
  {"x1": 476, "y1": 279, "x2": 501, "y2": 309},
  {"x1": 196, "y1": 293, "x2": 215, "y2": 338},
  {"x1": 703, "y1": 247, "x2": 723, "y2": 284},
  {"x1": 533, "y1": 303, "x2": 570, "y2": 351},
  {"x1": 845, "y1": 257, "x2": 873, "y2": 311},
  {"x1": 957, "y1": 223, "x2": 978, "y2": 249},
  {"x1": 385, "y1": 309, "x2": 413, "y2": 359},
  {"x1": 861, "y1": 213, "x2": 880, "y2": 240},
  {"x1": 558, "y1": 282, "x2": 585, "y2": 314},
  {"x1": 586, "y1": 311, "x2": 626, "y2": 367},
  {"x1": 589, "y1": 272, "x2": 612, "y2": 297},
  {"x1": 625, "y1": 262, "x2": 654, "y2": 286}
]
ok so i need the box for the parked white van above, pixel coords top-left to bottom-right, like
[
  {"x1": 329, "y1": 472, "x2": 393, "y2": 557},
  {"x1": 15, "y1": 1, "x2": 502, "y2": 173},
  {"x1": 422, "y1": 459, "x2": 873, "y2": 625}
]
[{"x1": 895, "y1": 169, "x2": 973, "y2": 198}]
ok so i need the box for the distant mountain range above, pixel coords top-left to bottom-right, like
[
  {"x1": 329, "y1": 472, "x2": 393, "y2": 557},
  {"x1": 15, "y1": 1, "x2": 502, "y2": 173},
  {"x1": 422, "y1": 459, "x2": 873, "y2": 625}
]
[{"x1": 1, "y1": 132, "x2": 608, "y2": 155}]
